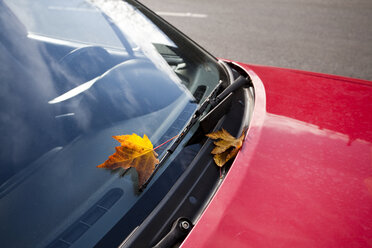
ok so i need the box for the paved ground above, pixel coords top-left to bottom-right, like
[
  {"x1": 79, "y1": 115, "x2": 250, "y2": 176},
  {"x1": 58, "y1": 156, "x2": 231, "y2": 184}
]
[{"x1": 140, "y1": 0, "x2": 372, "y2": 81}]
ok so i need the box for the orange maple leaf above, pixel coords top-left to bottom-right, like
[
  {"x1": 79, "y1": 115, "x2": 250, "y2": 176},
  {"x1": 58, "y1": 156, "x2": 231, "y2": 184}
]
[
  {"x1": 206, "y1": 129, "x2": 245, "y2": 167},
  {"x1": 97, "y1": 133, "x2": 159, "y2": 188}
]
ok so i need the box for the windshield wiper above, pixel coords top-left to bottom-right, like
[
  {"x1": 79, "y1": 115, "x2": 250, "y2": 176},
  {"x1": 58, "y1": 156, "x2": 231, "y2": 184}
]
[{"x1": 140, "y1": 75, "x2": 252, "y2": 191}]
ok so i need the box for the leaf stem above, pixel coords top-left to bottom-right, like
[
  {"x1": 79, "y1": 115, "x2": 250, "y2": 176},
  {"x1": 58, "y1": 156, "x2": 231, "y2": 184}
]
[{"x1": 153, "y1": 134, "x2": 179, "y2": 151}]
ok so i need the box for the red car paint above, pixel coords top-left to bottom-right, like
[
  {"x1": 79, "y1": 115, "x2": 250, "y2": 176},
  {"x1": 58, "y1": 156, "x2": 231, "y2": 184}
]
[{"x1": 181, "y1": 63, "x2": 372, "y2": 248}]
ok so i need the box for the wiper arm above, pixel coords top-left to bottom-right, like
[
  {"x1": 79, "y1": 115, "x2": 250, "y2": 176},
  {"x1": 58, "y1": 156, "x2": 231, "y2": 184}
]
[
  {"x1": 140, "y1": 76, "x2": 251, "y2": 191},
  {"x1": 210, "y1": 76, "x2": 252, "y2": 108}
]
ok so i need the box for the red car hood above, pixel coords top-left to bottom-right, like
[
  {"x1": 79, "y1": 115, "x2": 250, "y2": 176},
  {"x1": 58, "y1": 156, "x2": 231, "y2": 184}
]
[{"x1": 181, "y1": 63, "x2": 372, "y2": 248}]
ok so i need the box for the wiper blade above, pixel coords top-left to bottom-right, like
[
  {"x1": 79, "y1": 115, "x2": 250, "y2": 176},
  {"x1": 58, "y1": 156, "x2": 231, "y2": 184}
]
[{"x1": 140, "y1": 76, "x2": 251, "y2": 191}]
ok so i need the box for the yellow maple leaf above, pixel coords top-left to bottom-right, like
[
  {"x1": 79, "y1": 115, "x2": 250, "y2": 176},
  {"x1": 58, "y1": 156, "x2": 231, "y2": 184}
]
[
  {"x1": 97, "y1": 133, "x2": 159, "y2": 188},
  {"x1": 206, "y1": 129, "x2": 245, "y2": 167}
]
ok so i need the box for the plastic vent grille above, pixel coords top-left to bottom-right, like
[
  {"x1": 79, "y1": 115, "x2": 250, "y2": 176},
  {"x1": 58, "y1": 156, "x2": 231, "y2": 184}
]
[{"x1": 47, "y1": 188, "x2": 124, "y2": 248}]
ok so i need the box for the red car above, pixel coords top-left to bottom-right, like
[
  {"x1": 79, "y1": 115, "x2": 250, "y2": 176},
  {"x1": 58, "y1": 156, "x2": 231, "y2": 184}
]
[
  {"x1": 0, "y1": 0, "x2": 371, "y2": 247},
  {"x1": 181, "y1": 63, "x2": 372, "y2": 248}
]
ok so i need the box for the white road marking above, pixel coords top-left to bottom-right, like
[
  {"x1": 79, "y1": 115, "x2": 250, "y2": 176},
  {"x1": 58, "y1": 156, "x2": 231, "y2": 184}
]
[
  {"x1": 156, "y1": 12, "x2": 207, "y2": 18},
  {"x1": 48, "y1": 6, "x2": 98, "y2": 12}
]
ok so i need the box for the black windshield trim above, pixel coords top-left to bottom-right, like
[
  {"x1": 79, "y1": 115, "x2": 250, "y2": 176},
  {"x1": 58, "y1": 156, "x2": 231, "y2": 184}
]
[{"x1": 97, "y1": 64, "x2": 254, "y2": 247}]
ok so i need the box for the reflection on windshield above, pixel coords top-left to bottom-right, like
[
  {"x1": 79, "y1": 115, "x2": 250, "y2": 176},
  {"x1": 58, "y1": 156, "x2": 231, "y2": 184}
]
[
  {"x1": 0, "y1": 0, "x2": 227, "y2": 247},
  {"x1": 88, "y1": 0, "x2": 183, "y2": 85},
  {"x1": 48, "y1": 61, "x2": 128, "y2": 104}
]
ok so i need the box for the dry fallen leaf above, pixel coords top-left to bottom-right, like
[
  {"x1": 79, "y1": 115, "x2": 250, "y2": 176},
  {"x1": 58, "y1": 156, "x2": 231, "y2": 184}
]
[
  {"x1": 206, "y1": 129, "x2": 245, "y2": 167},
  {"x1": 97, "y1": 133, "x2": 159, "y2": 188}
]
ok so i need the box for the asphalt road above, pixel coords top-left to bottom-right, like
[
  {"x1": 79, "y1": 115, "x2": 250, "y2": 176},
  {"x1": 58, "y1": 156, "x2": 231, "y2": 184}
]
[{"x1": 140, "y1": 0, "x2": 372, "y2": 81}]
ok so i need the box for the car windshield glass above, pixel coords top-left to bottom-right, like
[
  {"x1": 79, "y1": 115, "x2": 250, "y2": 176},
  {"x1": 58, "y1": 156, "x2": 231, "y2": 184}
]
[{"x1": 0, "y1": 0, "x2": 228, "y2": 247}]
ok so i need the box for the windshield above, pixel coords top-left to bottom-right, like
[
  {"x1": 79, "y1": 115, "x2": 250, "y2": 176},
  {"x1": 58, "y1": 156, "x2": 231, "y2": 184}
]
[{"x1": 0, "y1": 0, "x2": 228, "y2": 247}]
